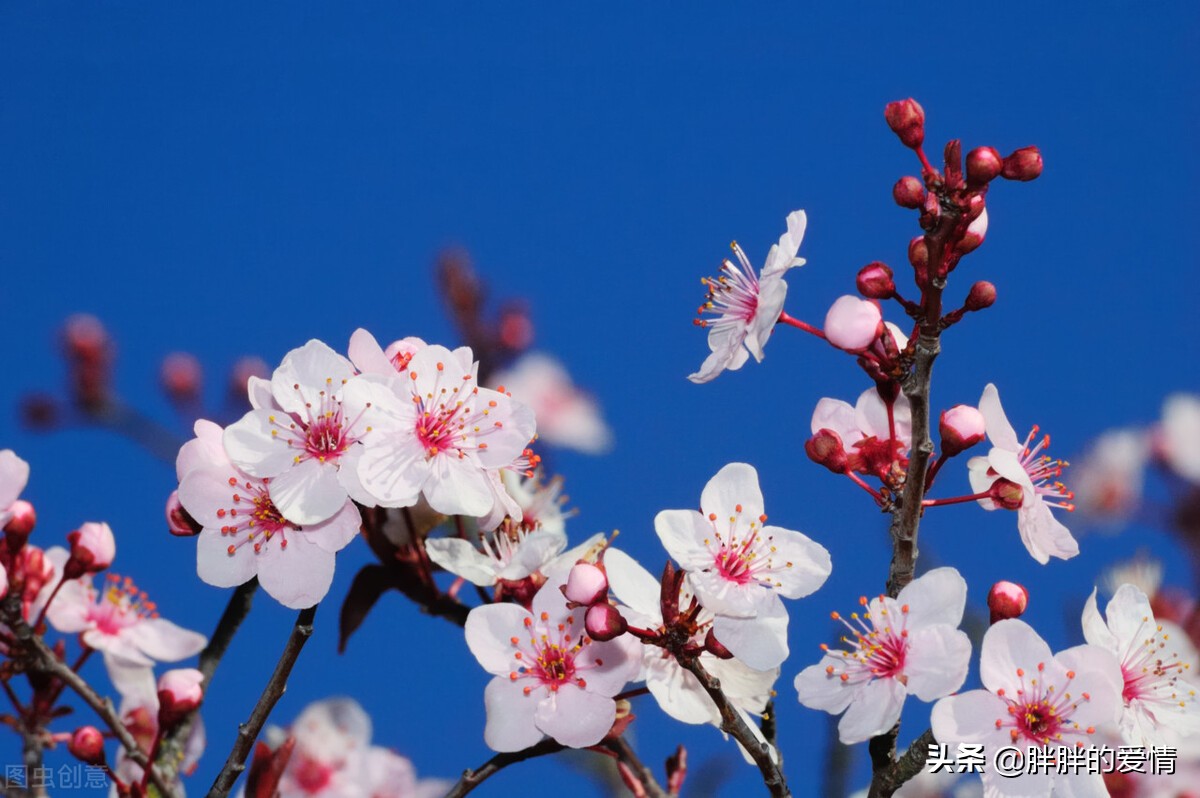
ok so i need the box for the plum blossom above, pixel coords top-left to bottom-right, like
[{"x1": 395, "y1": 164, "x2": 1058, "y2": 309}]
[
  {"x1": 40, "y1": 547, "x2": 206, "y2": 696},
  {"x1": 1073, "y1": 428, "x2": 1150, "y2": 521},
  {"x1": 342, "y1": 343, "x2": 538, "y2": 518},
  {"x1": 823, "y1": 295, "x2": 882, "y2": 352},
  {"x1": 688, "y1": 210, "x2": 807, "y2": 383},
  {"x1": 0, "y1": 449, "x2": 30, "y2": 529},
  {"x1": 1082, "y1": 584, "x2": 1200, "y2": 746},
  {"x1": 427, "y1": 525, "x2": 604, "y2": 590},
  {"x1": 224, "y1": 339, "x2": 371, "y2": 526},
  {"x1": 347, "y1": 327, "x2": 427, "y2": 377},
  {"x1": 488, "y1": 353, "x2": 613, "y2": 454},
  {"x1": 263, "y1": 697, "x2": 450, "y2": 798},
  {"x1": 966, "y1": 383, "x2": 1079, "y2": 564},
  {"x1": 178, "y1": 419, "x2": 362, "y2": 609},
  {"x1": 605, "y1": 548, "x2": 777, "y2": 729},
  {"x1": 1159, "y1": 393, "x2": 1200, "y2": 483},
  {"x1": 931, "y1": 619, "x2": 1123, "y2": 797},
  {"x1": 464, "y1": 575, "x2": 641, "y2": 751},
  {"x1": 811, "y1": 388, "x2": 912, "y2": 477},
  {"x1": 655, "y1": 463, "x2": 831, "y2": 670},
  {"x1": 794, "y1": 568, "x2": 972, "y2": 743},
  {"x1": 111, "y1": 665, "x2": 205, "y2": 794}
]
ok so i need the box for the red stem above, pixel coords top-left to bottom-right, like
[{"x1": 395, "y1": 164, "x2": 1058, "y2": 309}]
[
  {"x1": 921, "y1": 490, "x2": 991, "y2": 507},
  {"x1": 777, "y1": 312, "x2": 826, "y2": 339}
]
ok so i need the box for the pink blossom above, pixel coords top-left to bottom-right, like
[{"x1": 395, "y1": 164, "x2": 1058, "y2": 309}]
[
  {"x1": 794, "y1": 568, "x2": 971, "y2": 743},
  {"x1": 966, "y1": 383, "x2": 1079, "y2": 564},
  {"x1": 224, "y1": 339, "x2": 372, "y2": 526},
  {"x1": 688, "y1": 211, "x2": 807, "y2": 384},
  {"x1": 823, "y1": 296, "x2": 882, "y2": 352},
  {"x1": 655, "y1": 463, "x2": 831, "y2": 670},
  {"x1": 564, "y1": 562, "x2": 608, "y2": 606},
  {"x1": 40, "y1": 547, "x2": 206, "y2": 693},
  {"x1": 488, "y1": 353, "x2": 613, "y2": 454},
  {"x1": 0, "y1": 449, "x2": 31, "y2": 530},
  {"x1": 347, "y1": 328, "x2": 427, "y2": 377},
  {"x1": 938, "y1": 404, "x2": 986, "y2": 458},
  {"x1": 811, "y1": 389, "x2": 912, "y2": 477},
  {"x1": 931, "y1": 619, "x2": 1123, "y2": 797},
  {"x1": 65, "y1": 521, "x2": 116, "y2": 576},
  {"x1": 605, "y1": 549, "x2": 777, "y2": 732},
  {"x1": 426, "y1": 523, "x2": 603, "y2": 589},
  {"x1": 464, "y1": 576, "x2": 641, "y2": 751},
  {"x1": 158, "y1": 667, "x2": 204, "y2": 717},
  {"x1": 342, "y1": 343, "x2": 538, "y2": 518},
  {"x1": 1159, "y1": 394, "x2": 1200, "y2": 483},
  {"x1": 1073, "y1": 428, "x2": 1150, "y2": 521},
  {"x1": 111, "y1": 665, "x2": 205, "y2": 792},
  {"x1": 178, "y1": 419, "x2": 362, "y2": 609},
  {"x1": 1082, "y1": 584, "x2": 1200, "y2": 746}
]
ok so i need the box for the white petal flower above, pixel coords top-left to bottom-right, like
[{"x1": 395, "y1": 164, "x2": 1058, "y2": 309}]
[
  {"x1": 1160, "y1": 393, "x2": 1200, "y2": 483},
  {"x1": 655, "y1": 462, "x2": 830, "y2": 669},
  {"x1": 488, "y1": 354, "x2": 613, "y2": 455},
  {"x1": 1082, "y1": 584, "x2": 1200, "y2": 746},
  {"x1": 688, "y1": 211, "x2": 807, "y2": 383},
  {"x1": 794, "y1": 568, "x2": 972, "y2": 743},
  {"x1": 0, "y1": 449, "x2": 31, "y2": 528},
  {"x1": 967, "y1": 384, "x2": 1079, "y2": 563},
  {"x1": 931, "y1": 619, "x2": 1123, "y2": 797}
]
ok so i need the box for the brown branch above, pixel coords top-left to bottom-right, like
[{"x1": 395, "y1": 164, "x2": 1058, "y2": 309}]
[
  {"x1": 608, "y1": 736, "x2": 668, "y2": 798},
  {"x1": 442, "y1": 739, "x2": 566, "y2": 798},
  {"x1": 157, "y1": 579, "x2": 259, "y2": 778},
  {"x1": 8, "y1": 618, "x2": 178, "y2": 797},
  {"x1": 21, "y1": 727, "x2": 47, "y2": 798},
  {"x1": 676, "y1": 657, "x2": 789, "y2": 798},
  {"x1": 206, "y1": 604, "x2": 317, "y2": 798},
  {"x1": 867, "y1": 730, "x2": 935, "y2": 798}
]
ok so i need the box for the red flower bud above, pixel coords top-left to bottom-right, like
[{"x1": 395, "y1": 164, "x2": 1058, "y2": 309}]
[
  {"x1": 704, "y1": 628, "x2": 734, "y2": 659},
  {"x1": 4, "y1": 499, "x2": 37, "y2": 550},
  {"x1": 956, "y1": 208, "x2": 989, "y2": 255},
  {"x1": 165, "y1": 491, "x2": 200, "y2": 537},
  {"x1": 884, "y1": 98, "x2": 925, "y2": 149},
  {"x1": 856, "y1": 262, "x2": 895, "y2": 299},
  {"x1": 939, "y1": 406, "x2": 986, "y2": 458},
  {"x1": 1001, "y1": 146, "x2": 1043, "y2": 181},
  {"x1": 161, "y1": 352, "x2": 203, "y2": 403},
  {"x1": 892, "y1": 176, "x2": 925, "y2": 209},
  {"x1": 966, "y1": 146, "x2": 1003, "y2": 185},
  {"x1": 68, "y1": 726, "x2": 106, "y2": 766},
  {"x1": 584, "y1": 603, "x2": 627, "y2": 642},
  {"x1": 806, "y1": 429, "x2": 848, "y2": 474},
  {"x1": 965, "y1": 281, "x2": 997, "y2": 311},
  {"x1": 64, "y1": 522, "x2": 115, "y2": 579},
  {"x1": 563, "y1": 562, "x2": 608, "y2": 607},
  {"x1": 907, "y1": 236, "x2": 929, "y2": 271},
  {"x1": 987, "y1": 581, "x2": 1029, "y2": 624},
  {"x1": 157, "y1": 668, "x2": 204, "y2": 729}
]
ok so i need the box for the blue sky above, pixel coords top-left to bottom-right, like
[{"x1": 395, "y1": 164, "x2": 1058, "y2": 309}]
[{"x1": 2, "y1": 3, "x2": 1198, "y2": 795}]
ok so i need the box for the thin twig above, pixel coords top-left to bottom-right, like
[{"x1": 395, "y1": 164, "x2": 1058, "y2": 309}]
[
  {"x1": 442, "y1": 739, "x2": 566, "y2": 798},
  {"x1": 608, "y1": 736, "x2": 669, "y2": 798},
  {"x1": 21, "y1": 727, "x2": 47, "y2": 798},
  {"x1": 206, "y1": 604, "x2": 317, "y2": 798},
  {"x1": 676, "y1": 657, "x2": 789, "y2": 798},
  {"x1": 869, "y1": 730, "x2": 935, "y2": 797},
  {"x1": 157, "y1": 579, "x2": 259, "y2": 778}
]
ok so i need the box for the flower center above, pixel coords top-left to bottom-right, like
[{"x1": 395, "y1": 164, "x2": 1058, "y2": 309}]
[
  {"x1": 821, "y1": 596, "x2": 910, "y2": 684},
  {"x1": 1119, "y1": 615, "x2": 1194, "y2": 709},
  {"x1": 1018, "y1": 425, "x2": 1075, "y2": 512},
  {"x1": 217, "y1": 475, "x2": 300, "y2": 557},
  {"x1": 694, "y1": 243, "x2": 761, "y2": 331},
  {"x1": 89, "y1": 573, "x2": 158, "y2": 635},
  {"x1": 268, "y1": 381, "x2": 367, "y2": 467},
  {"x1": 702, "y1": 505, "x2": 792, "y2": 589},
  {"x1": 507, "y1": 611, "x2": 602, "y2": 695},
  {"x1": 992, "y1": 664, "x2": 1095, "y2": 747}
]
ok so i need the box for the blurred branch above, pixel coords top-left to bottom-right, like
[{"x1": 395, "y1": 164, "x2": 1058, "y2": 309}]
[
  {"x1": 443, "y1": 739, "x2": 566, "y2": 798},
  {"x1": 207, "y1": 604, "x2": 316, "y2": 798}
]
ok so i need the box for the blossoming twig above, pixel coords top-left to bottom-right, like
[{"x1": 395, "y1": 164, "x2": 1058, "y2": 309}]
[
  {"x1": 607, "y1": 736, "x2": 669, "y2": 798},
  {"x1": 207, "y1": 604, "x2": 316, "y2": 798},
  {"x1": 676, "y1": 655, "x2": 790, "y2": 798},
  {"x1": 443, "y1": 739, "x2": 567, "y2": 798}
]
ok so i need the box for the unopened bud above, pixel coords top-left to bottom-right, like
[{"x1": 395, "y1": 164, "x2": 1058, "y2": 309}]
[
  {"x1": 62, "y1": 314, "x2": 111, "y2": 365},
  {"x1": 65, "y1": 521, "x2": 116, "y2": 579},
  {"x1": 4, "y1": 500, "x2": 37, "y2": 548},
  {"x1": 384, "y1": 338, "x2": 426, "y2": 372},
  {"x1": 856, "y1": 262, "x2": 895, "y2": 299},
  {"x1": 666, "y1": 746, "x2": 688, "y2": 796},
  {"x1": 939, "y1": 406, "x2": 987, "y2": 458},
  {"x1": 68, "y1": 726, "x2": 106, "y2": 766},
  {"x1": 161, "y1": 352, "x2": 203, "y2": 402},
  {"x1": 158, "y1": 668, "x2": 204, "y2": 728},
  {"x1": 965, "y1": 281, "x2": 997, "y2": 311},
  {"x1": 584, "y1": 603, "x2": 627, "y2": 641},
  {"x1": 806, "y1": 429, "x2": 848, "y2": 474},
  {"x1": 966, "y1": 146, "x2": 1003, "y2": 185},
  {"x1": 229, "y1": 357, "x2": 270, "y2": 405},
  {"x1": 907, "y1": 236, "x2": 929, "y2": 271},
  {"x1": 892, "y1": 176, "x2": 925, "y2": 209},
  {"x1": 563, "y1": 562, "x2": 608, "y2": 607},
  {"x1": 1001, "y1": 146, "x2": 1043, "y2": 181},
  {"x1": 884, "y1": 98, "x2": 925, "y2": 149},
  {"x1": 499, "y1": 305, "x2": 534, "y2": 351},
  {"x1": 704, "y1": 628, "x2": 734, "y2": 659},
  {"x1": 989, "y1": 479, "x2": 1025, "y2": 511},
  {"x1": 987, "y1": 581, "x2": 1029, "y2": 624},
  {"x1": 957, "y1": 208, "x2": 989, "y2": 255},
  {"x1": 823, "y1": 296, "x2": 882, "y2": 352},
  {"x1": 166, "y1": 491, "x2": 200, "y2": 537}
]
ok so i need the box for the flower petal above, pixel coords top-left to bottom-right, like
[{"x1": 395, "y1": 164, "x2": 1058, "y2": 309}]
[
  {"x1": 271, "y1": 339, "x2": 355, "y2": 416},
  {"x1": 534, "y1": 685, "x2": 616, "y2": 748},
  {"x1": 979, "y1": 383, "x2": 1021, "y2": 452},
  {"x1": 700, "y1": 463, "x2": 765, "y2": 523},
  {"x1": 465, "y1": 603, "x2": 532, "y2": 674},
  {"x1": 483, "y1": 677, "x2": 543, "y2": 752},
  {"x1": 427, "y1": 538, "x2": 501, "y2": 587},
  {"x1": 794, "y1": 655, "x2": 861, "y2": 714},
  {"x1": 837, "y1": 677, "x2": 905, "y2": 744},
  {"x1": 979, "y1": 619, "x2": 1053, "y2": 696},
  {"x1": 270, "y1": 458, "x2": 348, "y2": 526},
  {"x1": 1016, "y1": 499, "x2": 1078, "y2": 564},
  {"x1": 930, "y1": 689, "x2": 1010, "y2": 745},
  {"x1": 712, "y1": 594, "x2": 789, "y2": 670},
  {"x1": 256, "y1": 535, "x2": 336, "y2": 609},
  {"x1": 896, "y1": 567, "x2": 967, "y2": 630},
  {"x1": 902, "y1": 626, "x2": 971, "y2": 701},
  {"x1": 654, "y1": 510, "x2": 713, "y2": 572},
  {"x1": 422, "y1": 453, "x2": 493, "y2": 517},
  {"x1": 604, "y1": 548, "x2": 662, "y2": 619},
  {"x1": 126, "y1": 618, "x2": 206, "y2": 662},
  {"x1": 223, "y1": 409, "x2": 295, "y2": 478},
  {"x1": 761, "y1": 525, "x2": 831, "y2": 600},
  {"x1": 197, "y1": 527, "x2": 258, "y2": 588}
]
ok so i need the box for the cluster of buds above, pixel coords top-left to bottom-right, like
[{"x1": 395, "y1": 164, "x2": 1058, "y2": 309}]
[
  {"x1": 562, "y1": 558, "x2": 628, "y2": 642},
  {"x1": 61, "y1": 313, "x2": 114, "y2": 411}
]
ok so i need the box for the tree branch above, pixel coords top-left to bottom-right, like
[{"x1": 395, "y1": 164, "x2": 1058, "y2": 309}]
[
  {"x1": 442, "y1": 739, "x2": 566, "y2": 798},
  {"x1": 206, "y1": 604, "x2": 316, "y2": 798},
  {"x1": 676, "y1": 657, "x2": 789, "y2": 798},
  {"x1": 157, "y1": 579, "x2": 259, "y2": 779},
  {"x1": 608, "y1": 736, "x2": 668, "y2": 798},
  {"x1": 867, "y1": 730, "x2": 935, "y2": 798}
]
